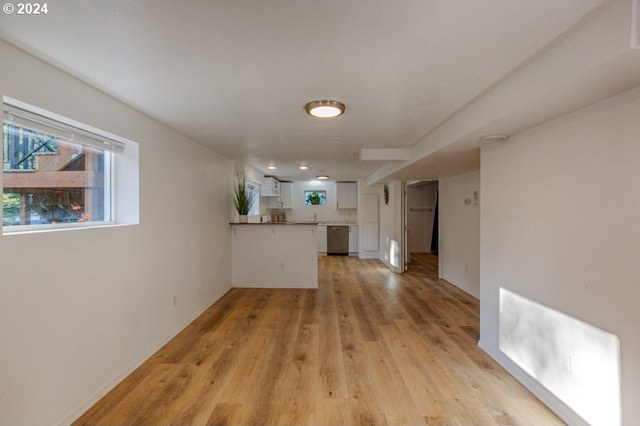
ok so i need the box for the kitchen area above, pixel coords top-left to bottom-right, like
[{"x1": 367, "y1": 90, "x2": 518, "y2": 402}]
[
  {"x1": 230, "y1": 175, "x2": 363, "y2": 289},
  {"x1": 258, "y1": 177, "x2": 359, "y2": 256}
]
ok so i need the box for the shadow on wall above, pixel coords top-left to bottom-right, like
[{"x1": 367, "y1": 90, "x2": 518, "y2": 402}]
[{"x1": 499, "y1": 288, "x2": 620, "y2": 426}]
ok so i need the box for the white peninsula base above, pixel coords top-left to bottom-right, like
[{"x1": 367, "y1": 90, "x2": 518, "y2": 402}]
[{"x1": 230, "y1": 223, "x2": 318, "y2": 288}]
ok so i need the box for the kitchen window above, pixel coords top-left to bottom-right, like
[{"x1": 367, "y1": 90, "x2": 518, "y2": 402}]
[
  {"x1": 304, "y1": 190, "x2": 326, "y2": 206},
  {"x1": 2, "y1": 100, "x2": 126, "y2": 232}
]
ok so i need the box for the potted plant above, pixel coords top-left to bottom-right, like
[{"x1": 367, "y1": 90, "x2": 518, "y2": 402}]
[
  {"x1": 232, "y1": 169, "x2": 257, "y2": 223},
  {"x1": 306, "y1": 191, "x2": 325, "y2": 205}
]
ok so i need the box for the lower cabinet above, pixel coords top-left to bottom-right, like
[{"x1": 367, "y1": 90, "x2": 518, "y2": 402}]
[
  {"x1": 349, "y1": 225, "x2": 358, "y2": 254},
  {"x1": 317, "y1": 225, "x2": 327, "y2": 254}
]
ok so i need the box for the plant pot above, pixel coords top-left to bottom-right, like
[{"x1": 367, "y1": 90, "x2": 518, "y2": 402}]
[
  {"x1": 310, "y1": 200, "x2": 320, "y2": 205},
  {"x1": 239, "y1": 215, "x2": 248, "y2": 223}
]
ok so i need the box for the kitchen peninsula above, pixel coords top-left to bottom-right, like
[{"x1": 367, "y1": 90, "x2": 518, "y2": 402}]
[{"x1": 230, "y1": 222, "x2": 318, "y2": 288}]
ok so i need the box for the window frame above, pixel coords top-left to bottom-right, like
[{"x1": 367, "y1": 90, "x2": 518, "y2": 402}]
[
  {"x1": 304, "y1": 190, "x2": 327, "y2": 206},
  {"x1": 247, "y1": 179, "x2": 260, "y2": 216},
  {"x1": 2, "y1": 98, "x2": 125, "y2": 234}
]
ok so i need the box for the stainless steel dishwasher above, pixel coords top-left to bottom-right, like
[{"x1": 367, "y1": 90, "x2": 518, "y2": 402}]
[{"x1": 327, "y1": 226, "x2": 349, "y2": 255}]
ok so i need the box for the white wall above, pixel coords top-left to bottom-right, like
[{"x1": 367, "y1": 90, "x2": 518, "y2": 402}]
[
  {"x1": 480, "y1": 87, "x2": 640, "y2": 425},
  {"x1": 379, "y1": 181, "x2": 403, "y2": 272},
  {"x1": 439, "y1": 170, "x2": 480, "y2": 298},
  {"x1": 0, "y1": 40, "x2": 234, "y2": 425}
]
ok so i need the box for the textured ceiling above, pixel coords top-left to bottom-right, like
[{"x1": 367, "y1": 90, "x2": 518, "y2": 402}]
[{"x1": 2, "y1": 0, "x2": 633, "y2": 182}]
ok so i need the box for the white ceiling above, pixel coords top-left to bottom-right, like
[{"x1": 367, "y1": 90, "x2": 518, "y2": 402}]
[{"x1": 1, "y1": 0, "x2": 637, "y2": 183}]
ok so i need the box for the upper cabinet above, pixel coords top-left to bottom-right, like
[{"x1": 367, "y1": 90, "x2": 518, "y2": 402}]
[
  {"x1": 336, "y1": 182, "x2": 357, "y2": 209},
  {"x1": 260, "y1": 176, "x2": 280, "y2": 197},
  {"x1": 279, "y1": 182, "x2": 293, "y2": 209},
  {"x1": 263, "y1": 181, "x2": 292, "y2": 209}
]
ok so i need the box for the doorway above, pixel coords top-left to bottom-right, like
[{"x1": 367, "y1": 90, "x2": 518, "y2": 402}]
[{"x1": 404, "y1": 180, "x2": 438, "y2": 275}]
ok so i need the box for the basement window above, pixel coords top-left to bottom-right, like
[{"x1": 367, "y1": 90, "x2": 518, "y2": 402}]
[{"x1": 2, "y1": 99, "x2": 129, "y2": 233}]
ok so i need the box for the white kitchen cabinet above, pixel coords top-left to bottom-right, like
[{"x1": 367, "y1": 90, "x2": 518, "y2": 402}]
[
  {"x1": 260, "y1": 176, "x2": 280, "y2": 197},
  {"x1": 336, "y1": 182, "x2": 357, "y2": 209},
  {"x1": 317, "y1": 225, "x2": 327, "y2": 254},
  {"x1": 263, "y1": 181, "x2": 292, "y2": 209},
  {"x1": 349, "y1": 225, "x2": 358, "y2": 254},
  {"x1": 279, "y1": 182, "x2": 292, "y2": 208}
]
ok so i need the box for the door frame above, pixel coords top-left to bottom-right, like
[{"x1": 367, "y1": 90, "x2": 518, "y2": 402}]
[{"x1": 402, "y1": 180, "x2": 439, "y2": 273}]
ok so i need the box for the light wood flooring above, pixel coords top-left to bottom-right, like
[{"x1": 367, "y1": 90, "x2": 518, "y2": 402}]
[
  {"x1": 407, "y1": 252, "x2": 439, "y2": 276},
  {"x1": 74, "y1": 256, "x2": 563, "y2": 425}
]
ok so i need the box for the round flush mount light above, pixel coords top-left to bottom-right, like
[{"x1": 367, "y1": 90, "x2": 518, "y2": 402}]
[
  {"x1": 299, "y1": 164, "x2": 309, "y2": 170},
  {"x1": 305, "y1": 100, "x2": 345, "y2": 118},
  {"x1": 267, "y1": 163, "x2": 276, "y2": 170},
  {"x1": 317, "y1": 175, "x2": 329, "y2": 180}
]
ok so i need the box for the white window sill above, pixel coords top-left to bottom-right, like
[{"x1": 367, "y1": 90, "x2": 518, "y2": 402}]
[{"x1": 2, "y1": 222, "x2": 136, "y2": 236}]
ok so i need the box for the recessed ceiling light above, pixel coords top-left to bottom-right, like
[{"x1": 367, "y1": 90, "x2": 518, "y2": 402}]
[
  {"x1": 299, "y1": 164, "x2": 309, "y2": 170},
  {"x1": 305, "y1": 100, "x2": 345, "y2": 118},
  {"x1": 317, "y1": 175, "x2": 329, "y2": 180},
  {"x1": 267, "y1": 164, "x2": 276, "y2": 170}
]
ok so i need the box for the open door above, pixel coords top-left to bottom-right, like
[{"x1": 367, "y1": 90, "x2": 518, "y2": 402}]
[{"x1": 403, "y1": 180, "x2": 438, "y2": 273}]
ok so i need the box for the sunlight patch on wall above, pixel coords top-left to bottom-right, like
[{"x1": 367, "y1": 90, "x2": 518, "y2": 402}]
[
  {"x1": 385, "y1": 237, "x2": 400, "y2": 268},
  {"x1": 499, "y1": 288, "x2": 620, "y2": 426}
]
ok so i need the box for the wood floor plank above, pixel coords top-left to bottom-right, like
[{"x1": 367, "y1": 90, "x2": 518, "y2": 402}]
[
  {"x1": 270, "y1": 323, "x2": 319, "y2": 425},
  {"x1": 310, "y1": 398, "x2": 352, "y2": 425},
  {"x1": 378, "y1": 322, "x2": 451, "y2": 418},
  {"x1": 73, "y1": 255, "x2": 564, "y2": 426},
  {"x1": 316, "y1": 278, "x2": 350, "y2": 400},
  {"x1": 206, "y1": 402, "x2": 242, "y2": 426},
  {"x1": 362, "y1": 340, "x2": 425, "y2": 425},
  {"x1": 87, "y1": 363, "x2": 177, "y2": 426}
]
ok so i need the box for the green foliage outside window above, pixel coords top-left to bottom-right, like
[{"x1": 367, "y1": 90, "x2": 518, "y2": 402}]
[
  {"x1": 2, "y1": 193, "x2": 20, "y2": 222},
  {"x1": 305, "y1": 190, "x2": 326, "y2": 205}
]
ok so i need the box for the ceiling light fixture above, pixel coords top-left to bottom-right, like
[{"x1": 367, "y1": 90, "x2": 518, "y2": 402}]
[
  {"x1": 299, "y1": 164, "x2": 309, "y2": 170},
  {"x1": 267, "y1": 164, "x2": 276, "y2": 170},
  {"x1": 305, "y1": 100, "x2": 345, "y2": 118},
  {"x1": 317, "y1": 175, "x2": 329, "y2": 180}
]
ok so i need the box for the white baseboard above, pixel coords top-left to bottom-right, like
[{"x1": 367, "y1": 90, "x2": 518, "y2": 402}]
[
  {"x1": 58, "y1": 286, "x2": 232, "y2": 426},
  {"x1": 477, "y1": 340, "x2": 588, "y2": 426},
  {"x1": 358, "y1": 251, "x2": 379, "y2": 259}
]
